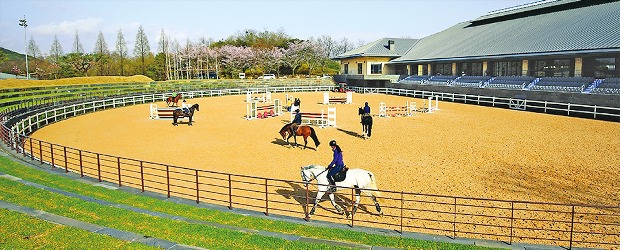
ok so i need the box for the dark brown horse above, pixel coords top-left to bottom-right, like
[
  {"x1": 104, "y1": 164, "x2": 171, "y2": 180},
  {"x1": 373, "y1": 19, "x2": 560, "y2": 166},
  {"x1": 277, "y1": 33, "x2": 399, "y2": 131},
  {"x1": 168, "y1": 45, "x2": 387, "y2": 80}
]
[
  {"x1": 166, "y1": 93, "x2": 182, "y2": 107},
  {"x1": 279, "y1": 123, "x2": 320, "y2": 150},
  {"x1": 172, "y1": 104, "x2": 199, "y2": 126},
  {"x1": 358, "y1": 107, "x2": 372, "y2": 139}
]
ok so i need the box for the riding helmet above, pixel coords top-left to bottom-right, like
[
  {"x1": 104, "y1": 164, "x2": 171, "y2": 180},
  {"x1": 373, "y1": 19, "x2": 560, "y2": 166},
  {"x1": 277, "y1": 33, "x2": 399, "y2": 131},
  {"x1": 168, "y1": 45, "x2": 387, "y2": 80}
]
[{"x1": 329, "y1": 140, "x2": 337, "y2": 147}]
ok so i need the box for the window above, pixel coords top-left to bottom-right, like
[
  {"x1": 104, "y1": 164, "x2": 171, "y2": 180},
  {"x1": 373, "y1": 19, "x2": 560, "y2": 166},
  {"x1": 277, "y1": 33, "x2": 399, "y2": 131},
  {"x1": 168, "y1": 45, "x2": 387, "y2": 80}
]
[
  {"x1": 529, "y1": 59, "x2": 573, "y2": 77},
  {"x1": 433, "y1": 63, "x2": 452, "y2": 75},
  {"x1": 357, "y1": 63, "x2": 363, "y2": 74},
  {"x1": 344, "y1": 64, "x2": 348, "y2": 74},
  {"x1": 370, "y1": 63, "x2": 382, "y2": 74},
  {"x1": 458, "y1": 62, "x2": 483, "y2": 76},
  {"x1": 492, "y1": 61, "x2": 521, "y2": 76},
  {"x1": 583, "y1": 57, "x2": 617, "y2": 78}
]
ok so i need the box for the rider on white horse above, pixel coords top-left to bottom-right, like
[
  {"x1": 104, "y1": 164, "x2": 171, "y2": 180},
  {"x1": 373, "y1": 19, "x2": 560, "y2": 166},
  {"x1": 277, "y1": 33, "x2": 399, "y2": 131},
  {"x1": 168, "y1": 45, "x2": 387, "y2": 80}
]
[{"x1": 326, "y1": 140, "x2": 344, "y2": 192}]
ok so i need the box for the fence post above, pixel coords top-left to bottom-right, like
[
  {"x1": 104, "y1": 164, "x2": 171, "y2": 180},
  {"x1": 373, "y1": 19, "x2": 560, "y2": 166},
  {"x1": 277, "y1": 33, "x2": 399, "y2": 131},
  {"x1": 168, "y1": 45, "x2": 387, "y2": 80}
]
[
  {"x1": 79, "y1": 150, "x2": 83, "y2": 177},
  {"x1": 304, "y1": 184, "x2": 310, "y2": 221},
  {"x1": 140, "y1": 161, "x2": 144, "y2": 192},
  {"x1": 510, "y1": 202, "x2": 514, "y2": 245},
  {"x1": 265, "y1": 179, "x2": 269, "y2": 216},
  {"x1": 453, "y1": 197, "x2": 457, "y2": 239},
  {"x1": 29, "y1": 138, "x2": 33, "y2": 161},
  {"x1": 228, "y1": 174, "x2": 232, "y2": 210},
  {"x1": 50, "y1": 144, "x2": 55, "y2": 168},
  {"x1": 195, "y1": 170, "x2": 199, "y2": 204},
  {"x1": 38, "y1": 140, "x2": 43, "y2": 164},
  {"x1": 117, "y1": 157, "x2": 121, "y2": 187},
  {"x1": 569, "y1": 205, "x2": 575, "y2": 250},
  {"x1": 96, "y1": 153, "x2": 101, "y2": 182},
  {"x1": 63, "y1": 147, "x2": 68, "y2": 173},
  {"x1": 400, "y1": 192, "x2": 404, "y2": 233},
  {"x1": 350, "y1": 187, "x2": 355, "y2": 227},
  {"x1": 166, "y1": 165, "x2": 170, "y2": 198}
]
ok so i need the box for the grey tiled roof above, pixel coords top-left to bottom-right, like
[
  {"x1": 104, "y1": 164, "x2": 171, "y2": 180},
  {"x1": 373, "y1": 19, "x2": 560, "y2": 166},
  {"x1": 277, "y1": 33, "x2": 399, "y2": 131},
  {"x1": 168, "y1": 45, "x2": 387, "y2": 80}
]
[
  {"x1": 332, "y1": 38, "x2": 418, "y2": 60},
  {"x1": 391, "y1": 0, "x2": 620, "y2": 63}
]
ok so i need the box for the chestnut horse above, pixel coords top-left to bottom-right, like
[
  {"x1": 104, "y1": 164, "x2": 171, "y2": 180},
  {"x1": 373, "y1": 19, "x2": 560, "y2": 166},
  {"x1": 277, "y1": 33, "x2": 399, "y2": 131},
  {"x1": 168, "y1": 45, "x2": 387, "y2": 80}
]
[
  {"x1": 279, "y1": 123, "x2": 320, "y2": 150},
  {"x1": 166, "y1": 93, "x2": 182, "y2": 107}
]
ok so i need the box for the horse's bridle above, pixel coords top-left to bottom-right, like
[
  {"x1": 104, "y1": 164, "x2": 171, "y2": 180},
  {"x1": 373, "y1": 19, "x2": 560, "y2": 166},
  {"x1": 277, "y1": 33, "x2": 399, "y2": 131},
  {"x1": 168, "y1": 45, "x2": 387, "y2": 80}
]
[{"x1": 301, "y1": 168, "x2": 328, "y2": 187}]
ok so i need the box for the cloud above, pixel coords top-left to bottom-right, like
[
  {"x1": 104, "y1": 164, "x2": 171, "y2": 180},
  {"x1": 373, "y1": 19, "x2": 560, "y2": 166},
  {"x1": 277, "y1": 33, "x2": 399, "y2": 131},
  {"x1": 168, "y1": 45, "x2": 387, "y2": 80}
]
[{"x1": 30, "y1": 18, "x2": 103, "y2": 36}]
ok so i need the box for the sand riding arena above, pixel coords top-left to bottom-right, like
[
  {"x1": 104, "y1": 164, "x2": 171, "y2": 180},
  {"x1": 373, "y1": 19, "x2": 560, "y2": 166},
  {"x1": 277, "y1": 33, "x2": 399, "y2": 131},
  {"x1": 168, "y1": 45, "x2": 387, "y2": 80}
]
[{"x1": 19, "y1": 88, "x2": 620, "y2": 248}]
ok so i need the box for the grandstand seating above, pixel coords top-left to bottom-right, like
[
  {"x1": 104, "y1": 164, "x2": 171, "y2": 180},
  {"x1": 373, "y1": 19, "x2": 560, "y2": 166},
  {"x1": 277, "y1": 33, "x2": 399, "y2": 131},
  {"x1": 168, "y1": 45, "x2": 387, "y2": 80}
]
[
  {"x1": 530, "y1": 77, "x2": 594, "y2": 93},
  {"x1": 452, "y1": 76, "x2": 492, "y2": 88},
  {"x1": 486, "y1": 76, "x2": 535, "y2": 90},
  {"x1": 426, "y1": 75, "x2": 458, "y2": 86},
  {"x1": 591, "y1": 78, "x2": 620, "y2": 95},
  {"x1": 399, "y1": 75, "x2": 430, "y2": 84}
]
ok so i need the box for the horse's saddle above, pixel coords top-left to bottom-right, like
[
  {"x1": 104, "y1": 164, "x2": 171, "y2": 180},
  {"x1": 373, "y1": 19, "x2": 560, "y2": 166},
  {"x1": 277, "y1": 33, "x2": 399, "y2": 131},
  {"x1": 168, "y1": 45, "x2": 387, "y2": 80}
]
[{"x1": 332, "y1": 166, "x2": 348, "y2": 182}]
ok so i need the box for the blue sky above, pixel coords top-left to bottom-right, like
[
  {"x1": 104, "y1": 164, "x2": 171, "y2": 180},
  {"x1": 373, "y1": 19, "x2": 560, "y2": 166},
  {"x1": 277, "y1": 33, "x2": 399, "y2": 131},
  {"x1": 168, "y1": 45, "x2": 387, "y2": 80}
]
[{"x1": 1, "y1": 0, "x2": 535, "y2": 55}]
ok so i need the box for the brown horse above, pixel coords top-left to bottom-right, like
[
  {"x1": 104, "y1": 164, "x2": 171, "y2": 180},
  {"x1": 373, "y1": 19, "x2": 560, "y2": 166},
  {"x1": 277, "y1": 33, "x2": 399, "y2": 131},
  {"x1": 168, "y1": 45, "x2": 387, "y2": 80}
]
[
  {"x1": 172, "y1": 103, "x2": 199, "y2": 126},
  {"x1": 166, "y1": 93, "x2": 182, "y2": 107},
  {"x1": 279, "y1": 123, "x2": 320, "y2": 150}
]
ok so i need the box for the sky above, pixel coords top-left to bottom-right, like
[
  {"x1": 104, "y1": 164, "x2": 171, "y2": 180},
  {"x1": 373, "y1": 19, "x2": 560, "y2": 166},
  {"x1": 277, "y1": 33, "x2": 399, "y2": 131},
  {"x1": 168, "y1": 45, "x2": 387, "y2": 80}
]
[{"x1": 0, "y1": 0, "x2": 536, "y2": 55}]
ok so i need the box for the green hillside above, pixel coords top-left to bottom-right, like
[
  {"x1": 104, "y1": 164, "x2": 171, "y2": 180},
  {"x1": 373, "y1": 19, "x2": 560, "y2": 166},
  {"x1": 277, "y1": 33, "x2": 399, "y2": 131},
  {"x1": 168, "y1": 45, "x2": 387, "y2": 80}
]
[{"x1": 0, "y1": 47, "x2": 25, "y2": 61}]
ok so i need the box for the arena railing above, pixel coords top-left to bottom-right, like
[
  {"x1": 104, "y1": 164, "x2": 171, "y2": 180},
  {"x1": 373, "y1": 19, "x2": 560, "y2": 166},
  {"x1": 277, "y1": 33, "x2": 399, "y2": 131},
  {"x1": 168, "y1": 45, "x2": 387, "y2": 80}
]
[
  {"x1": 0, "y1": 86, "x2": 618, "y2": 249},
  {"x1": 352, "y1": 87, "x2": 620, "y2": 121}
]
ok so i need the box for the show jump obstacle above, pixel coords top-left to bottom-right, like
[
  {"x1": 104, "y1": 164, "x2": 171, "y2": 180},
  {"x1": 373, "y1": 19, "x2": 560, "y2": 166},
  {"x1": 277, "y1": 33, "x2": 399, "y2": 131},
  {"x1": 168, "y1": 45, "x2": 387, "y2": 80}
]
[
  {"x1": 150, "y1": 104, "x2": 177, "y2": 119},
  {"x1": 246, "y1": 99, "x2": 282, "y2": 120},
  {"x1": 323, "y1": 92, "x2": 352, "y2": 104},
  {"x1": 290, "y1": 107, "x2": 337, "y2": 128},
  {"x1": 378, "y1": 102, "x2": 417, "y2": 117},
  {"x1": 246, "y1": 91, "x2": 272, "y2": 103},
  {"x1": 421, "y1": 96, "x2": 440, "y2": 113}
]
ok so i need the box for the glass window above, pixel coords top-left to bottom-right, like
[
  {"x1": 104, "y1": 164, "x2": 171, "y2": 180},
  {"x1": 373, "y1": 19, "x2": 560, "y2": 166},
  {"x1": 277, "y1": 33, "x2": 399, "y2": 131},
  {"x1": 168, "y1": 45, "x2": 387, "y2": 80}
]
[
  {"x1": 433, "y1": 63, "x2": 452, "y2": 75},
  {"x1": 458, "y1": 62, "x2": 483, "y2": 76},
  {"x1": 593, "y1": 58, "x2": 616, "y2": 78},
  {"x1": 357, "y1": 63, "x2": 363, "y2": 74},
  {"x1": 344, "y1": 64, "x2": 348, "y2": 74},
  {"x1": 371, "y1": 63, "x2": 382, "y2": 74},
  {"x1": 492, "y1": 61, "x2": 521, "y2": 76}
]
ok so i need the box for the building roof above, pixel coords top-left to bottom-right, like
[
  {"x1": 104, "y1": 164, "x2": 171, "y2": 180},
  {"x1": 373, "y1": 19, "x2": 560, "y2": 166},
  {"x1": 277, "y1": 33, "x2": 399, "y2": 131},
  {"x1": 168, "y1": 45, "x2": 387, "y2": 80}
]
[
  {"x1": 332, "y1": 38, "x2": 418, "y2": 60},
  {"x1": 388, "y1": 0, "x2": 620, "y2": 63}
]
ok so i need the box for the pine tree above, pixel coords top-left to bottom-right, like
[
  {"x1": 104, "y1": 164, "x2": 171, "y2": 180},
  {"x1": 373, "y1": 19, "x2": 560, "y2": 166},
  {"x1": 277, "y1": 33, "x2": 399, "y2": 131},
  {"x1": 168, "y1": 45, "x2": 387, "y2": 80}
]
[{"x1": 134, "y1": 25, "x2": 151, "y2": 76}]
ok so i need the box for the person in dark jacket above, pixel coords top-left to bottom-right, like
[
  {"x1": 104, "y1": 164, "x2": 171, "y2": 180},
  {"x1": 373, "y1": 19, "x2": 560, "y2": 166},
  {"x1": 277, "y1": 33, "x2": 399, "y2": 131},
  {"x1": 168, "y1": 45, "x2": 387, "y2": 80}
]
[
  {"x1": 363, "y1": 102, "x2": 371, "y2": 115},
  {"x1": 326, "y1": 140, "x2": 344, "y2": 192},
  {"x1": 290, "y1": 109, "x2": 302, "y2": 136}
]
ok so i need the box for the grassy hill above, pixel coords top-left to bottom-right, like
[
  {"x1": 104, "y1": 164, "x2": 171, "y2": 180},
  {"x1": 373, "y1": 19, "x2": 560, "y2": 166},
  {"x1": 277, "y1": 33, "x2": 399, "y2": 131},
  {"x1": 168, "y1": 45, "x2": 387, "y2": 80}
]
[
  {"x1": 0, "y1": 47, "x2": 24, "y2": 61},
  {"x1": 0, "y1": 75, "x2": 154, "y2": 89}
]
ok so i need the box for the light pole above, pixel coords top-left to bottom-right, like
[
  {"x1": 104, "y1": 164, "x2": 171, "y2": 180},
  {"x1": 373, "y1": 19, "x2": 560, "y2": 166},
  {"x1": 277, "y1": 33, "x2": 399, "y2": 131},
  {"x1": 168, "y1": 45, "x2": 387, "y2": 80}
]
[{"x1": 19, "y1": 16, "x2": 29, "y2": 79}]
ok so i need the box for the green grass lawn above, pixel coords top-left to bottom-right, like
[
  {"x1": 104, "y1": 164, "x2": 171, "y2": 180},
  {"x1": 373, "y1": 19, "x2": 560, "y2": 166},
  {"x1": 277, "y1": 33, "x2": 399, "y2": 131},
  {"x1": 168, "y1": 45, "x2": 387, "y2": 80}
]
[
  {"x1": 0, "y1": 156, "x2": 495, "y2": 250},
  {"x1": 0, "y1": 209, "x2": 159, "y2": 249}
]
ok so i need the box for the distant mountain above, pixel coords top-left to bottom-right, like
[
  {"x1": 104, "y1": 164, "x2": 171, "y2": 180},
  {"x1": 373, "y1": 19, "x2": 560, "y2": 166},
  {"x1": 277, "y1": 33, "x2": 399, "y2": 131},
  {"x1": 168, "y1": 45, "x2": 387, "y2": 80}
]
[{"x1": 0, "y1": 47, "x2": 25, "y2": 61}]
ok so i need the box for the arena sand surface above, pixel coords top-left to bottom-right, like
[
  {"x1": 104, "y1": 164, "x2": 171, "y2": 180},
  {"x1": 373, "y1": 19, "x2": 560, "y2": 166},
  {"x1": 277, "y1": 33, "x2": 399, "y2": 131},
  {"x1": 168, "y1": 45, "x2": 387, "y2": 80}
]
[{"x1": 31, "y1": 91, "x2": 620, "y2": 207}]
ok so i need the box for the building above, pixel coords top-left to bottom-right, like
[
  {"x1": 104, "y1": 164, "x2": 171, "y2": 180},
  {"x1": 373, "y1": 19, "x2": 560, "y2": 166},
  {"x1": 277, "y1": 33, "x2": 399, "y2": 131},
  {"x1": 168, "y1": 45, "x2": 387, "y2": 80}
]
[{"x1": 334, "y1": 0, "x2": 620, "y2": 90}]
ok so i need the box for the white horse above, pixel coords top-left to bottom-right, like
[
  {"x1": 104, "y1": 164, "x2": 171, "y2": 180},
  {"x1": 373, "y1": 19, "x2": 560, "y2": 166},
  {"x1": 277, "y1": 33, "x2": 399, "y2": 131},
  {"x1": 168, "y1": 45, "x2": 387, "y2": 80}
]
[{"x1": 300, "y1": 164, "x2": 383, "y2": 218}]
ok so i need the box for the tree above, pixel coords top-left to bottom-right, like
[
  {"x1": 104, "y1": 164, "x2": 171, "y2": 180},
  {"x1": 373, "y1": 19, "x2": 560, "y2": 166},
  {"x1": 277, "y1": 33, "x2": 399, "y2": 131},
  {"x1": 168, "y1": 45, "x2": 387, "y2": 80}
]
[
  {"x1": 49, "y1": 35, "x2": 64, "y2": 63},
  {"x1": 284, "y1": 40, "x2": 311, "y2": 76},
  {"x1": 93, "y1": 31, "x2": 110, "y2": 75},
  {"x1": 115, "y1": 29, "x2": 128, "y2": 76},
  {"x1": 27, "y1": 36, "x2": 42, "y2": 76},
  {"x1": 134, "y1": 25, "x2": 151, "y2": 76},
  {"x1": 72, "y1": 31, "x2": 84, "y2": 54},
  {"x1": 219, "y1": 45, "x2": 254, "y2": 78},
  {"x1": 64, "y1": 53, "x2": 96, "y2": 76},
  {"x1": 157, "y1": 29, "x2": 169, "y2": 80}
]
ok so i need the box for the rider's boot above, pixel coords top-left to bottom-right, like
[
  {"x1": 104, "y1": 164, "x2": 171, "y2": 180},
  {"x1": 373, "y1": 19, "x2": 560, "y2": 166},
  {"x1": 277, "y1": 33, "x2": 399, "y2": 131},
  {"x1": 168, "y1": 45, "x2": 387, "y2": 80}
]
[{"x1": 328, "y1": 177, "x2": 336, "y2": 192}]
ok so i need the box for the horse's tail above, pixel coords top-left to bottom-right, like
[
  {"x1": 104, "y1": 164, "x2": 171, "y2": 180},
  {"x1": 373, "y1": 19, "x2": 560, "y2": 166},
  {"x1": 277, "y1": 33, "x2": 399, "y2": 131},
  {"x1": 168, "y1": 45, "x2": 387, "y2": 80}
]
[
  {"x1": 366, "y1": 172, "x2": 381, "y2": 199},
  {"x1": 308, "y1": 127, "x2": 320, "y2": 147}
]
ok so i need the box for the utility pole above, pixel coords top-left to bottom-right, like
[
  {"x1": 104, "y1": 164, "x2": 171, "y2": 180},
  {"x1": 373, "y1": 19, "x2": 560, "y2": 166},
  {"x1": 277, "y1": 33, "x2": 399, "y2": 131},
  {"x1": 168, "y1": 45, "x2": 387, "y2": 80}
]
[{"x1": 19, "y1": 16, "x2": 29, "y2": 79}]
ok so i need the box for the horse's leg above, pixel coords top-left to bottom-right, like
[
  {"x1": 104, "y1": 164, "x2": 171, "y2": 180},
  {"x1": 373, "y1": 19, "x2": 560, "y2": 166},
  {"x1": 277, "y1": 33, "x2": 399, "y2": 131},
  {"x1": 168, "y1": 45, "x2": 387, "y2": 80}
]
[
  {"x1": 188, "y1": 115, "x2": 192, "y2": 126},
  {"x1": 328, "y1": 193, "x2": 345, "y2": 215},
  {"x1": 372, "y1": 194, "x2": 383, "y2": 215},
  {"x1": 350, "y1": 188, "x2": 362, "y2": 218},
  {"x1": 302, "y1": 135, "x2": 308, "y2": 149},
  {"x1": 308, "y1": 190, "x2": 326, "y2": 217}
]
